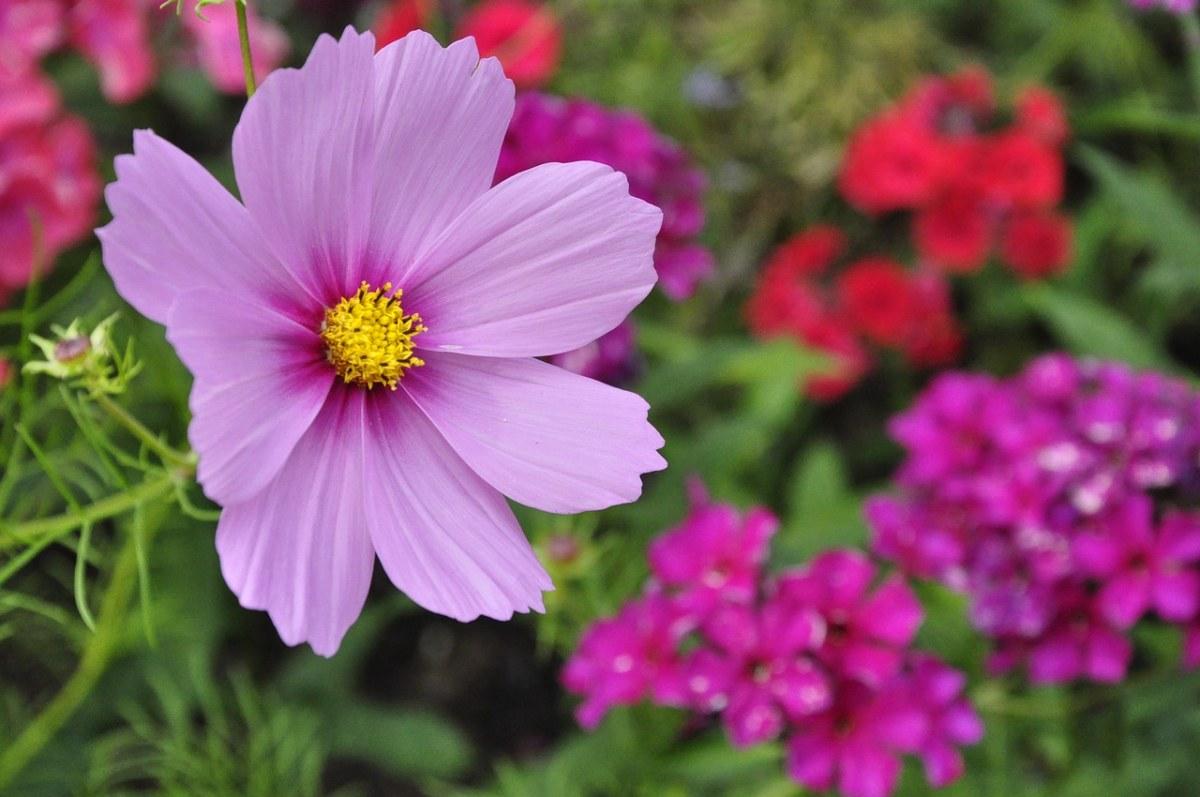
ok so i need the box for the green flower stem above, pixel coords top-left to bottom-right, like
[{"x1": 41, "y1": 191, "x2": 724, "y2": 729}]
[
  {"x1": 0, "y1": 471, "x2": 177, "y2": 551},
  {"x1": 237, "y1": 0, "x2": 257, "y2": 97},
  {"x1": 91, "y1": 393, "x2": 193, "y2": 470},
  {"x1": 0, "y1": 519, "x2": 153, "y2": 789}
]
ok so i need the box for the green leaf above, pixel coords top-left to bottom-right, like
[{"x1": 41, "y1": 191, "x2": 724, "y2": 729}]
[
  {"x1": 775, "y1": 440, "x2": 867, "y2": 565},
  {"x1": 1023, "y1": 283, "x2": 1173, "y2": 370},
  {"x1": 1078, "y1": 146, "x2": 1200, "y2": 292},
  {"x1": 330, "y1": 702, "x2": 473, "y2": 780}
]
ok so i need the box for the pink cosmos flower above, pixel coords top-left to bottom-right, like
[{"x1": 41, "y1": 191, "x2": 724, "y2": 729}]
[
  {"x1": 180, "y1": 0, "x2": 290, "y2": 95},
  {"x1": 98, "y1": 28, "x2": 666, "y2": 656}
]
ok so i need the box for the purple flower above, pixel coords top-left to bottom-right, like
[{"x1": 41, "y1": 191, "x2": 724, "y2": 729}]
[
  {"x1": 906, "y1": 654, "x2": 984, "y2": 787},
  {"x1": 98, "y1": 29, "x2": 667, "y2": 655},
  {"x1": 497, "y1": 91, "x2": 714, "y2": 301},
  {"x1": 775, "y1": 550, "x2": 924, "y2": 687},
  {"x1": 694, "y1": 598, "x2": 830, "y2": 746},
  {"x1": 547, "y1": 319, "x2": 638, "y2": 385},
  {"x1": 561, "y1": 595, "x2": 691, "y2": 728},
  {"x1": 869, "y1": 354, "x2": 1200, "y2": 684},
  {"x1": 648, "y1": 493, "x2": 777, "y2": 616},
  {"x1": 786, "y1": 680, "x2": 928, "y2": 797}
]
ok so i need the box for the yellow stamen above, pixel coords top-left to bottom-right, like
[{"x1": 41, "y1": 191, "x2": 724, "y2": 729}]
[{"x1": 321, "y1": 281, "x2": 426, "y2": 390}]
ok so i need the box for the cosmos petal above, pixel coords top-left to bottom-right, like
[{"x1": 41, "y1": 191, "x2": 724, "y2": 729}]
[
  {"x1": 166, "y1": 289, "x2": 332, "y2": 505},
  {"x1": 366, "y1": 32, "x2": 513, "y2": 288},
  {"x1": 97, "y1": 129, "x2": 299, "y2": 325},
  {"x1": 215, "y1": 388, "x2": 374, "y2": 657},
  {"x1": 408, "y1": 161, "x2": 661, "y2": 357},
  {"x1": 361, "y1": 390, "x2": 552, "y2": 622},
  {"x1": 403, "y1": 352, "x2": 666, "y2": 513},
  {"x1": 232, "y1": 26, "x2": 376, "y2": 302}
]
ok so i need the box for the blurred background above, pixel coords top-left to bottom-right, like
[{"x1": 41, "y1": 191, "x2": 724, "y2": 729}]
[{"x1": 3, "y1": 0, "x2": 1200, "y2": 794}]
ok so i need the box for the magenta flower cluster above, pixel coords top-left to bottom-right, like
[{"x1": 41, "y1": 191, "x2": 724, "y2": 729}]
[
  {"x1": 867, "y1": 354, "x2": 1200, "y2": 684},
  {"x1": 496, "y1": 91, "x2": 713, "y2": 302},
  {"x1": 563, "y1": 491, "x2": 983, "y2": 797}
]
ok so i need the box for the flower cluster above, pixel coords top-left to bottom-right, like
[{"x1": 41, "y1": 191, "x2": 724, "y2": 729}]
[
  {"x1": 0, "y1": 0, "x2": 287, "y2": 103},
  {"x1": 867, "y1": 355, "x2": 1200, "y2": 684},
  {"x1": 374, "y1": 0, "x2": 561, "y2": 88},
  {"x1": 564, "y1": 491, "x2": 982, "y2": 797},
  {"x1": 497, "y1": 91, "x2": 713, "y2": 302},
  {"x1": 0, "y1": 65, "x2": 100, "y2": 303},
  {"x1": 745, "y1": 225, "x2": 962, "y2": 400},
  {"x1": 840, "y1": 67, "x2": 1072, "y2": 279}
]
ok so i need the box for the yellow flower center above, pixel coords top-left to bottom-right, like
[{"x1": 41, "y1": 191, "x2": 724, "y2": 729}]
[{"x1": 321, "y1": 281, "x2": 426, "y2": 390}]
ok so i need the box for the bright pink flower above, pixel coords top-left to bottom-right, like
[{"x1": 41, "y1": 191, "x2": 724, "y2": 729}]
[
  {"x1": 547, "y1": 319, "x2": 637, "y2": 385},
  {"x1": 99, "y1": 29, "x2": 666, "y2": 655},
  {"x1": 648, "y1": 496, "x2": 777, "y2": 616},
  {"x1": 1, "y1": 105, "x2": 101, "y2": 293},
  {"x1": 562, "y1": 595, "x2": 691, "y2": 728},
  {"x1": 787, "y1": 680, "x2": 927, "y2": 797},
  {"x1": 0, "y1": 0, "x2": 63, "y2": 71},
  {"x1": 698, "y1": 599, "x2": 831, "y2": 746},
  {"x1": 775, "y1": 550, "x2": 923, "y2": 687},
  {"x1": 67, "y1": 0, "x2": 155, "y2": 103},
  {"x1": 181, "y1": 0, "x2": 290, "y2": 94},
  {"x1": 455, "y1": 0, "x2": 561, "y2": 89},
  {"x1": 906, "y1": 654, "x2": 984, "y2": 787},
  {"x1": 0, "y1": 63, "x2": 59, "y2": 137},
  {"x1": 1073, "y1": 500, "x2": 1200, "y2": 628}
]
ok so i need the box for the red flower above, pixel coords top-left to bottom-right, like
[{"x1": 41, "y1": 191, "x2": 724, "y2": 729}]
[
  {"x1": 902, "y1": 66, "x2": 994, "y2": 135},
  {"x1": 839, "y1": 113, "x2": 943, "y2": 214},
  {"x1": 1000, "y1": 212, "x2": 1073, "y2": 279},
  {"x1": 745, "y1": 275, "x2": 826, "y2": 339},
  {"x1": 978, "y1": 131, "x2": 1063, "y2": 210},
  {"x1": 455, "y1": 0, "x2": 561, "y2": 89},
  {"x1": 374, "y1": 0, "x2": 435, "y2": 49},
  {"x1": 836, "y1": 257, "x2": 917, "y2": 347},
  {"x1": 1016, "y1": 86, "x2": 1069, "y2": 148},
  {"x1": 764, "y1": 225, "x2": 846, "y2": 281},
  {"x1": 913, "y1": 188, "x2": 992, "y2": 273},
  {"x1": 803, "y1": 315, "x2": 872, "y2": 401}
]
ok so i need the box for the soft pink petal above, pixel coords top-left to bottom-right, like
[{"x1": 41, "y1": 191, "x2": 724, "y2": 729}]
[
  {"x1": 408, "y1": 161, "x2": 662, "y2": 357},
  {"x1": 839, "y1": 741, "x2": 902, "y2": 797},
  {"x1": 366, "y1": 32, "x2": 513, "y2": 287},
  {"x1": 68, "y1": 0, "x2": 155, "y2": 104},
  {"x1": 167, "y1": 289, "x2": 332, "y2": 505},
  {"x1": 232, "y1": 27, "x2": 376, "y2": 302},
  {"x1": 360, "y1": 390, "x2": 552, "y2": 622},
  {"x1": 98, "y1": 129, "x2": 304, "y2": 325},
  {"x1": 403, "y1": 352, "x2": 665, "y2": 513},
  {"x1": 921, "y1": 740, "x2": 965, "y2": 788},
  {"x1": 216, "y1": 389, "x2": 374, "y2": 657},
  {"x1": 723, "y1": 684, "x2": 784, "y2": 747},
  {"x1": 1084, "y1": 625, "x2": 1131, "y2": 683}
]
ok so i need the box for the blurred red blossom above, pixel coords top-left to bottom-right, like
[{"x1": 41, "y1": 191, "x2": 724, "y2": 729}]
[
  {"x1": 746, "y1": 225, "x2": 961, "y2": 401},
  {"x1": 455, "y1": 0, "x2": 561, "y2": 88},
  {"x1": 0, "y1": 68, "x2": 100, "y2": 299},
  {"x1": 1000, "y1": 212, "x2": 1073, "y2": 279},
  {"x1": 374, "y1": 0, "x2": 434, "y2": 49},
  {"x1": 0, "y1": 0, "x2": 289, "y2": 102},
  {"x1": 839, "y1": 66, "x2": 1072, "y2": 279}
]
